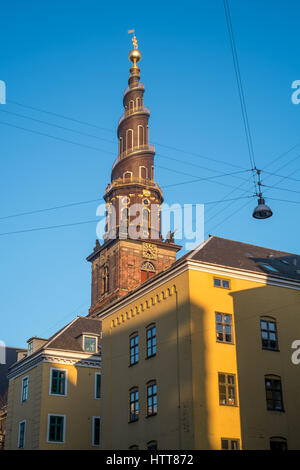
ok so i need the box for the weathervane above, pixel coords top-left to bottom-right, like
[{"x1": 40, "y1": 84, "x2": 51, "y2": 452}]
[{"x1": 128, "y1": 29, "x2": 138, "y2": 49}]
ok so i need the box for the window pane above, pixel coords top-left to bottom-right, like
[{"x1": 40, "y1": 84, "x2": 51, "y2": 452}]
[
  {"x1": 219, "y1": 374, "x2": 225, "y2": 383},
  {"x1": 221, "y1": 439, "x2": 229, "y2": 450},
  {"x1": 93, "y1": 418, "x2": 100, "y2": 445},
  {"x1": 268, "y1": 322, "x2": 276, "y2": 331},
  {"x1": 214, "y1": 278, "x2": 221, "y2": 287}
]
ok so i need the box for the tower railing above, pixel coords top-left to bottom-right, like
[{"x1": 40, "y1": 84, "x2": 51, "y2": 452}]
[
  {"x1": 105, "y1": 177, "x2": 162, "y2": 195},
  {"x1": 118, "y1": 106, "x2": 150, "y2": 126},
  {"x1": 123, "y1": 82, "x2": 145, "y2": 97},
  {"x1": 112, "y1": 144, "x2": 155, "y2": 170}
]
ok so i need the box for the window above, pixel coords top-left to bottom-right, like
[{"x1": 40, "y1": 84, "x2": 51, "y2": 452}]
[
  {"x1": 120, "y1": 207, "x2": 129, "y2": 233},
  {"x1": 270, "y1": 437, "x2": 288, "y2": 450},
  {"x1": 18, "y1": 421, "x2": 26, "y2": 449},
  {"x1": 123, "y1": 171, "x2": 133, "y2": 181},
  {"x1": 47, "y1": 415, "x2": 65, "y2": 443},
  {"x1": 129, "y1": 388, "x2": 139, "y2": 422},
  {"x1": 50, "y1": 369, "x2": 67, "y2": 396},
  {"x1": 92, "y1": 417, "x2": 100, "y2": 446},
  {"x1": 95, "y1": 373, "x2": 101, "y2": 399},
  {"x1": 147, "y1": 440, "x2": 158, "y2": 450},
  {"x1": 102, "y1": 266, "x2": 109, "y2": 294},
  {"x1": 214, "y1": 277, "x2": 230, "y2": 289},
  {"x1": 218, "y1": 373, "x2": 236, "y2": 406},
  {"x1": 260, "y1": 319, "x2": 279, "y2": 350},
  {"x1": 28, "y1": 341, "x2": 33, "y2": 355},
  {"x1": 216, "y1": 313, "x2": 233, "y2": 343},
  {"x1": 21, "y1": 376, "x2": 29, "y2": 403},
  {"x1": 84, "y1": 336, "x2": 97, "y2": 353},
  {"x1": 261, "y1": 263, "x2": 279, "y2": 273},
  {"x1": 141, "y1": 262, "x2": 155, "y2": 284},
  {"x1": 265, "y1": 376, "x2": 284, "y2": 411},
  {"x1": 221, "y1": 438, "x2": 240, "y2": 450},
  {"x1": 147, "y1": 381, "x2": 157, "y2": 416},
  {"x1": 146, "y1": 325, "x2": 156, "y2": 358},
  {"x1": 130, "y1": 334, "x2": 139, "y2": 365}
]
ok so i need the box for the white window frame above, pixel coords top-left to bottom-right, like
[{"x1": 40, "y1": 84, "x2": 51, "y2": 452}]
[
  {"x1": 94, "y1": 372, "x2": 101, "y2": 399},
  {"x1": 92, "y1": 416, "x2": 100, "y2": 446},
  {"x1": 28, "y1": 341, "x2": 33, "y2": 355},
  {"x1": 137, "y1": 125, "x2": 145, "y2": 147},
  {"x1": 18, "y1": 420, "x2": 26, "y2": 449},
  {"x1": 83, "y1": 335, "x2": 98, "y2": 353},
  {"x1": 21, "y1": 375, "x2": 29, "y2": 403},
  {"x1": 49, "y1": 367, "x2": 68, "y2": 397},
  {"x1": 46, "y1": 413, "x2": 66, "y2": 444}
]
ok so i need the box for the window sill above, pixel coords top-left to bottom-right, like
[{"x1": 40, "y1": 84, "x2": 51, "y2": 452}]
[
  {"x1": 145, "y1": 354, "x2": 156, "y2": 360},
  {"x1": 262, "y1": 347, "x2": 280, "y2": 352},
  {"x1": 219, "y1": 403, "x2": 238, "y2": 408},
  {"x1": 49, "y1": 393, "x2": 67, "y2": 397},
  {"x1": 146, "y1": 413, "x2": 157, "y2": 419},
  {"x1": 128, "y1": 362, "x2": 139, "y2": 368},
  {"x1": 128, "y1": 419, "x2": 139, "y2": 424},
  {"x1": 216, "y1": 340, "x2": 234, "y2": 345}
]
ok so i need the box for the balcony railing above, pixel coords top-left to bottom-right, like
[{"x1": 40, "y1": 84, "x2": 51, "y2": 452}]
[
  {"x1": 118, "y1": 106, "x2": 150, "y2": 127},
  {"x1": 105, "y1": 177, "x2": 162, "y2": 195},
  {"x1": 123, "y1": 82, "x2": 145, "y2": 97},
  {"x1": 112, "y1": 144, "x2": 155, "y2": 170}
]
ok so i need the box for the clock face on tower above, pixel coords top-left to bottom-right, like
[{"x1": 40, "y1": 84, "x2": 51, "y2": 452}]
[{"x1": 143, "y1": 242, "x2": 157, "y2": 260}]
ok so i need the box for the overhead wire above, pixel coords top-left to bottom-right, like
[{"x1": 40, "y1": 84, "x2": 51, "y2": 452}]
[{"x1": 223, "y1": 0, "x2": 258, "y2": 194}]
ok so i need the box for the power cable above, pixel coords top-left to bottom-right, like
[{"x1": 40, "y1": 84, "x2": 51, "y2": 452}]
[{"x1": 223, "y1": 0, "x2": 258, "y2": 193}]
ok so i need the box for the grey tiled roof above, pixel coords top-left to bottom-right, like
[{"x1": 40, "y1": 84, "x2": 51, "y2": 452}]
[{"x1": 190, "y1": 236, "x2": 300, "y2": 281}]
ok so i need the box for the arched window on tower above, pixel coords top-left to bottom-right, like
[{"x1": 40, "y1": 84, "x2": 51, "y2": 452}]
[
  {"x1": 142, "y1": 208, "x2": 150, "y2": 235},
  {"x1": 119, "y1": 136, "x2": 123, "y2": 156},
  {"x1": 123, "y1": 171, "x2": 133, "y2": 182},
  {"x1": 136, "y1": 97, "x2": 141, "y2": 109},
  {"x1": 120, "y1": 207, "x2": 129, "y2": 234},
  {"x1": 126, "y1": 129, "x2": 133, "y2": 150},
  {"x1": 141, "y1": 261, "x2": 155, "y2": 283},
  {"x1": 138, "y1": 125, "x2": 144, "y2": 147},
  {"x1": 102, "y1": 266, "x2": 109, "y2": 294},
  {"x1": 139, "y1": 166, "x2": 148, "y2": 180},
  {"x1": 129, "y1": 100, "x2": 134, "y2": 111}
]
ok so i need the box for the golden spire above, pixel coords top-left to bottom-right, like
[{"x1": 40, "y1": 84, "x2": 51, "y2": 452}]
[{"x1": 128, "y1": 29, "x2": 141, "y2": 67}]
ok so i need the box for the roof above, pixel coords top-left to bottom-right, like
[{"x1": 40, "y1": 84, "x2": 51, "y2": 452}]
[
  {"x1": 44, "y1": 316, "x2": 101, "y2": 352},
  {"x1": 9, "y1": 317, "x2": 102, "y2": 372},
  {"x1": 189, "y1": 236, "x2": 300, "y2": 281}
]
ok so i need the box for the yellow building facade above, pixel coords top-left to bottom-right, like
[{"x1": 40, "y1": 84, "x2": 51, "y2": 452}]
[
  {"x1": 94, "y1": 236, "x2": 300, "y2": 450},
  {"x1": 5, "y1": 317, "x2": 102, "y2": 450}
]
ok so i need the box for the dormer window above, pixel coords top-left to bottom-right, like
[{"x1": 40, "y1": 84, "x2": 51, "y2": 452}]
[
  {"x1": 84, "y1": 336, "x2": 97, "y2": 353},
  {"x1": 28, "y1": 341, "x2": 33, "y2": 355}
]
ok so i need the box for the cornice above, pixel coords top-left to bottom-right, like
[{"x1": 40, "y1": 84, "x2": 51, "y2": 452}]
[{"x1": 8, "y1": 349, "x2": 101, "y2": 381}]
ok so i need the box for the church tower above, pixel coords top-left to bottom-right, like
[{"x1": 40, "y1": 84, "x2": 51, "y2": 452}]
[{"x1": 87, "y1": 35, "x2": 181, "y2": 315}]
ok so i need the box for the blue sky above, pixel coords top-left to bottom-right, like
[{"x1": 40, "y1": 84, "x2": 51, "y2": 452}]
[{"x1": 1, "y1": 0, "x2": 300, "y2": 347}]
